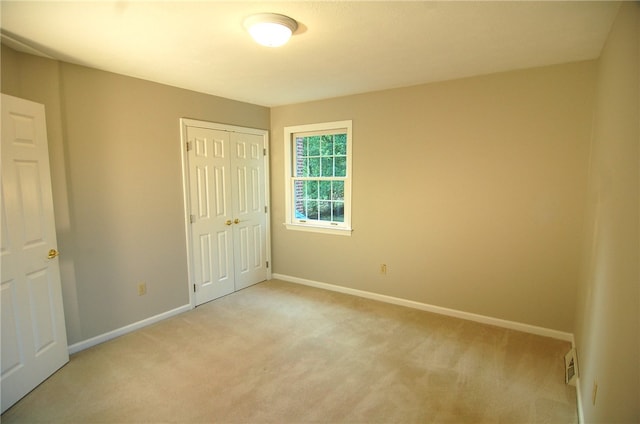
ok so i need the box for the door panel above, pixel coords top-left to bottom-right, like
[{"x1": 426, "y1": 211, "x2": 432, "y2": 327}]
[
  {"x1": 197, "y1": 233, "x2": 212, "y2": 288},
  {"x1": 1, "y1": 280, "x2": 21, "y2": 374},
  {"x1": 1, "y1": 94, "x2": 69, "y2": 413},
  {"x1": 187, "y1": 127, "x2": 234, "y2": 305},
  {"x1": 230, "y1": 132, "x2": 267, "y2": 290}
]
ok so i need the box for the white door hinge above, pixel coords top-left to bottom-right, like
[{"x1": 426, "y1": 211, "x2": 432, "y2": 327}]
[
  {"x1": 266, "y1": 261, "x2": 269, "y2": 268},
  {"x1": 189, "y1": 214, "x2": 195, "y2": 224},
  {"x1": 186, "y1": 141, "x2": 192, "y2": 151},
  {"x1": 263, "y1": 148, "x2": 267, "y2": 156}
]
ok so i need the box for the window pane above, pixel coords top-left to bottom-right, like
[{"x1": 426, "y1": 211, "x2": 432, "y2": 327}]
[
  {"x1": 321, "y1": 158, "x2": 333, "y2": 177},
  {"x1": 319, "y1": 201, "x2": 332, "y2": 221},
  {"x1": 308, "y1": 136, "x2": 321, "y2": 156},
  {"x1": 334, "y1": 134, "x2": 347, "y2": 155},
  {"x1": 307, "y1": 157, "x2": 320, "y2": 177},
  {"x1": 304, "y1": 180, "x2": 318, "y2": 199},
  {"x1": 299, "y1": 158, "x2": 308, "y2": 177},
  {"x1": 295, "y1": 137, "x2": 306, "y2": 157},
  {"x1": 331, "y1": 181, "x2": 344, "y2": 200},
  {"x1": 321, "y1": 135, "x2": 333, "y2": 156},
  {"x1": 305, "y1": 200, "x2": 318, "y2": 220},
  {"x1": 334, "y1": 156, "x2": 346, "y2": 177},
  {"x1": 332, "y1": 202, "x2": 344, "y2": 222},
  {"x1": 294, "y1": 180, "x2": 305, "y2": 217},
  {"x1": 319, "y1": 181, "x2": 331, "y2": 200}
]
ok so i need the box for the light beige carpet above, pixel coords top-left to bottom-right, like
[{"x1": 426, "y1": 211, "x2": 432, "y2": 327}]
[{"x1": 2, "y1": 279, "x2": 577, "y2": 423}]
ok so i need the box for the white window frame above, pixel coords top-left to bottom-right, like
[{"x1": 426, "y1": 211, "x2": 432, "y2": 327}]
[{"x1": 284, "y1": 120, "x2": 352, "y2": 236}]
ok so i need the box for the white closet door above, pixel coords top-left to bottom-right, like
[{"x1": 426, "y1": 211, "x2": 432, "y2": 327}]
[
  {"x1": 187, "y1": 127, "x2": 235, "y2": 305},
  {"x1": 230, "y1": 132, "x2": 267, "y2": 290},
  {"x1": 186, "y1": 124, "x2": 268, "y2": 306}
]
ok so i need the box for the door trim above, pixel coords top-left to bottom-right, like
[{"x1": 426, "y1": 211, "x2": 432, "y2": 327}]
[{"x1": 179, "y1": 118, "x2": 271, "y2": 308}]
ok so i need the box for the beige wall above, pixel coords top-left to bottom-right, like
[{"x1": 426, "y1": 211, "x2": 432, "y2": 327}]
[
  {"x1": 574, "y1": 3, "x2": 640, "y2": 423},
  {"x1": 1, "y1": 46, "x2": 270, "y2": 344},
  {"x1": 271, "y1": 61, "x2": 596, "y2": 333}
]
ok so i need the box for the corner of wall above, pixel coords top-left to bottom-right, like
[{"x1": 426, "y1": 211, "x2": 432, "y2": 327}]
[{"x1": 573, "y1": 3, "x2": 640, "y2": 422}]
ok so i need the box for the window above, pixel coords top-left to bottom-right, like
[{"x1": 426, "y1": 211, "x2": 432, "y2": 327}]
[{"x1": 284, "y1": 120, "x2": 352, "y2": 235}]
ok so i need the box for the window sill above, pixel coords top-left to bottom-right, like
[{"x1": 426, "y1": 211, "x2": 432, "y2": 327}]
[{"x1": 284, "y1": 223, "x2": 352, "y2": 236}]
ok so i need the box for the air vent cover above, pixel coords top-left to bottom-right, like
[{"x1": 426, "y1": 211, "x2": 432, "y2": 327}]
[{"x1": 564, "y1": 348, "x2": 578, "y2": 386}]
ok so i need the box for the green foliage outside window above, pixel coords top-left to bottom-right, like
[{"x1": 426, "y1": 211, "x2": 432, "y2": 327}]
[{"x1": 294, "y1": 133, "x2": 347, "y2": 222}]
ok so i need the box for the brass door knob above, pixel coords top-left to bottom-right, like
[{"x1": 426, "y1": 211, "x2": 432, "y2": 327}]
[
  {"x1": 47, "y1": 249, "x2": 59, "y2": 259},
  {"x1": 234, "y1": 219, "x2": 240, "y2": 224},
  {"x1": 225, "y1": 220, "x2": 233, "y2": 226}
]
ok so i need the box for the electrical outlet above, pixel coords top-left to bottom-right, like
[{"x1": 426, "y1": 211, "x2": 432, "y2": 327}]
[
  {"x1": 138, "y1": 282, "x2": 147, "y2": 296},
  {"x1": 592, "y1": 380, "x2": 598, "y2": 405},
  {"x1": 380, "y1": 264, "x2": 387, "y2": 275}
]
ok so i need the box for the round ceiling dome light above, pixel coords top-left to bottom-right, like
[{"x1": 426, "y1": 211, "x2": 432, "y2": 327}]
[{"x1": 244, "y1": 13, "x2": 298, "y2": 47}]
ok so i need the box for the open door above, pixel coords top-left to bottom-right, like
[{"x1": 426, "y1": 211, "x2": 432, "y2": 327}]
[{"x1": 1, "y1": 94, "x2": 69, "y2": 412}]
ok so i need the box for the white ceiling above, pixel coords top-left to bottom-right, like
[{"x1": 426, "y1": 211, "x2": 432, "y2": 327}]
[{"x1": 1, "y1": 1, "x2": 620, "y2": 107}]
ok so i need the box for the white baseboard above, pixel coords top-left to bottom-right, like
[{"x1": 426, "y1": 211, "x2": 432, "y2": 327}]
[
  {"x1": 272, "y1": 273, "x2": 574, "y2": 342},
  {"x1": 67, "y1": 304, "x2": 192, "y2": 355}
]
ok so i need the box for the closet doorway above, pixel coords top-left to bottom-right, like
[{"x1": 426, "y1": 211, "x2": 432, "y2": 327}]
[{"x1": 181, "y1": 119, "x2": 271, "y2": 306}]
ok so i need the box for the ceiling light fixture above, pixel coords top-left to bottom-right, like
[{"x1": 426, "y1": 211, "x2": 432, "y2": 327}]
[{"x1": 244, "y1": 13, "x2": 298, "y2": 47}]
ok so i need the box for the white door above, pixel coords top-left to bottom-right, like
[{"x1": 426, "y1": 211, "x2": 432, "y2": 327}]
[
  {"x1": 1, "y1": 94, "x2": 69, "y2": 413},
  {"x1": 185, "y1": 124, "x2": 268, "y2": 306},
  {"x1": 230, "y1": 132, "x2": 268, "y2": 290},
  {"x1": 187, "y1": 127, "x2": 236, "y2": 304}
]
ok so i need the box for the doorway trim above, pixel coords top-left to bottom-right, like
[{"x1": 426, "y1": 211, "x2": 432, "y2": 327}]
[{"x1": 179, "y1": 118, "x2": 272, "y2": 308}]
